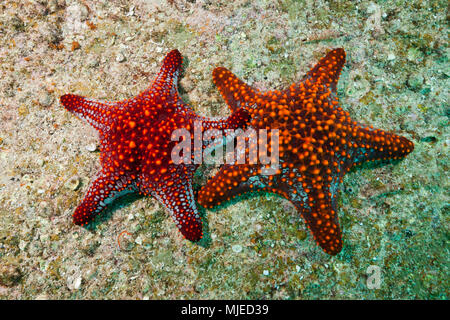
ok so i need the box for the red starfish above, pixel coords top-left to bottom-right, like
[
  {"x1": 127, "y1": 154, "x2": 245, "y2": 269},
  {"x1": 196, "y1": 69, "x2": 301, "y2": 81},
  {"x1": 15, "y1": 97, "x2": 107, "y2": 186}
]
[
  {"x1": 60, "y1": 49, "x2": 248, "y2": 241},
  {"x1": 198, "y1": 48, "x2": 414, "y2": 255}
]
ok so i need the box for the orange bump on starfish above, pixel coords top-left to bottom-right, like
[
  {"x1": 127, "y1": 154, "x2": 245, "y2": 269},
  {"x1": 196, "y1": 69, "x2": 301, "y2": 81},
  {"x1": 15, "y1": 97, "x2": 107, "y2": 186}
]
[{"x1": 198, "y1": 48, "x2": 414, "y2": 255}]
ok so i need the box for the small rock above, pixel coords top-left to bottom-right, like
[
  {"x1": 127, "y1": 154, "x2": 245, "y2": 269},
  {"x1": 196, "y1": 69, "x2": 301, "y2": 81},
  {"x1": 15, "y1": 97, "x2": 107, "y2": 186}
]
[
  {"x1": 47, "y1": 0, "x2": 60, "y2": 14},
  {"x1": 387, "y1": 53, "x2": 396, "y2": 61},
  {"x1": 87, "y1": 57, "x2": 100, "y2": 68},
  {"x1": 9, "y1": 14, "x2": 24, "y2": 31},
  {"x1": 125, "y1": 6, "x2": 135, "y2": 16},
  {"x1": 297, "y1": 229, "x2": 307, "y2": 240},
  {"x1": 263, "y1": 270, "x2": 269, "y2": 276},
  {"x1": 71, "y1": 41, "x2": 81, "y2": 51},
  {"x1": 39, "y1": 201, "x2": 52, "y2": 217},
  {"x1": 19, "y1": 240, "x2": 27, "y2": 251},
  {"x1": 116, "y1": 53, "x2": 126, "y2": 62},
  {"x1": 39, "y1": 93, "x2": 54, "y2": 107},
  {"x1": 73, "y1": 276, "x2": 82, "y2": 290},
  {"x1": 22, "y1": 174, "x2": 33, "y2": 183},
  {"x1": 65, "y1": 3, "x2": 89, "y2": 34},
  {"x1": 39, "y1": 22, "x2": 63, "y2": 44},
  {"x1": 70, "y1": 3, "x2": 88, "y2": 21},
  {"x1": 367, "y1": 2, "x2": 378, "y2": 14},
  {"x1": 0, "y1": 259, "x2": 22, "y2": 287},
  {"x1": 407, "y1": 47, "x2": 424, "y2": 62},
  {"x1": 35, "y1": 294, "x2": 49, "y2": 300},
  {"x1": 65, "y1": 176, "x2": 80, "y2": 191},
  {"x1": 85, "y1": 143, "x2": 97, "y2": 152},
  {"x1": 118, "y1": 231, "x2": 134, "y2": 251},
  {"x1": 232, "y1": 244, "x2": 242, "y2": 253},
  {"x1": 67, "y1": 275, "x2": 82, "y2": 290},
  {"x1": 407, "y1": 74, "x2": 424, "y2": 90}
]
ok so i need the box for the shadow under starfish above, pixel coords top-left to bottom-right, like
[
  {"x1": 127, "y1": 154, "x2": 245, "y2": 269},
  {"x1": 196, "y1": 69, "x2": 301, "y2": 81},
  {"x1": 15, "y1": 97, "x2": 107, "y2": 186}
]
[{"x1": 82, "y1": 192, "x2": 213, "y2": 248}]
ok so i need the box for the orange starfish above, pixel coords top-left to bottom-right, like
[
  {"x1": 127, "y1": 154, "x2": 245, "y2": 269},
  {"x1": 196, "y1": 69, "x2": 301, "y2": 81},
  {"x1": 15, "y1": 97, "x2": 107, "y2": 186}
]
[{"x1": 198, "y1": 48, "x2": 414, "y2": 255}]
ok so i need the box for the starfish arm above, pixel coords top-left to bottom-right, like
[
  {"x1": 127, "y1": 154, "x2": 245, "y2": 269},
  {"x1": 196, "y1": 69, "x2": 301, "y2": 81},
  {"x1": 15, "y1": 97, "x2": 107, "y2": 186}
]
[
  {"x1": 194, "y1": 107, "x2": 250, "y2": 131},
  {"x1": 301, "y1": 48, "x2": 346, "y2": 93},
  {"x1": 212, "y1": 67, "x2": 258, "y2": 112},
  {"x1": 143, "y1": 49, "x2": 183, "y2": 100},
  {"x1": 277, "y1": 171, "x2": 343, "y2": 255},
  {"x1": 185, "y1": 107, "x2": 250, "y2": 156},
  {"x1": 138, "y1": 165, "x2": 203, "y2": 241},
  {"x1": 198, "y1": 165, "x2": 262, "y2": 208},
  {"x1": 198, "y1": 165, "x2": 343, "y2": 255},
  {"x1": 72, "y1": 171, "x2": 135, "y2": 225},
  {"x1": 349, "y1": 126, "x2": 415, "y2": 166},
  {"x1": 60, "y1": 94, "x2": 119, "y2": 132}
]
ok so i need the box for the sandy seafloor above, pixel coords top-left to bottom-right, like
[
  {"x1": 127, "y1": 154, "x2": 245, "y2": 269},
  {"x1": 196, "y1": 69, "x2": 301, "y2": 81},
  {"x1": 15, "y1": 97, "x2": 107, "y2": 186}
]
[{"x1": 0, "y1": 0, "x2": 448, "y2": 299}]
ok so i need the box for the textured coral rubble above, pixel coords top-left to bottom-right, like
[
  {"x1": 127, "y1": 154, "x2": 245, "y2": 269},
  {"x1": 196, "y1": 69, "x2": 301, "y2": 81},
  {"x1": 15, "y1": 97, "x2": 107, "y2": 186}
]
[{"x1": 0, "y1": 0, "x2": 448, "y2": 299}]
